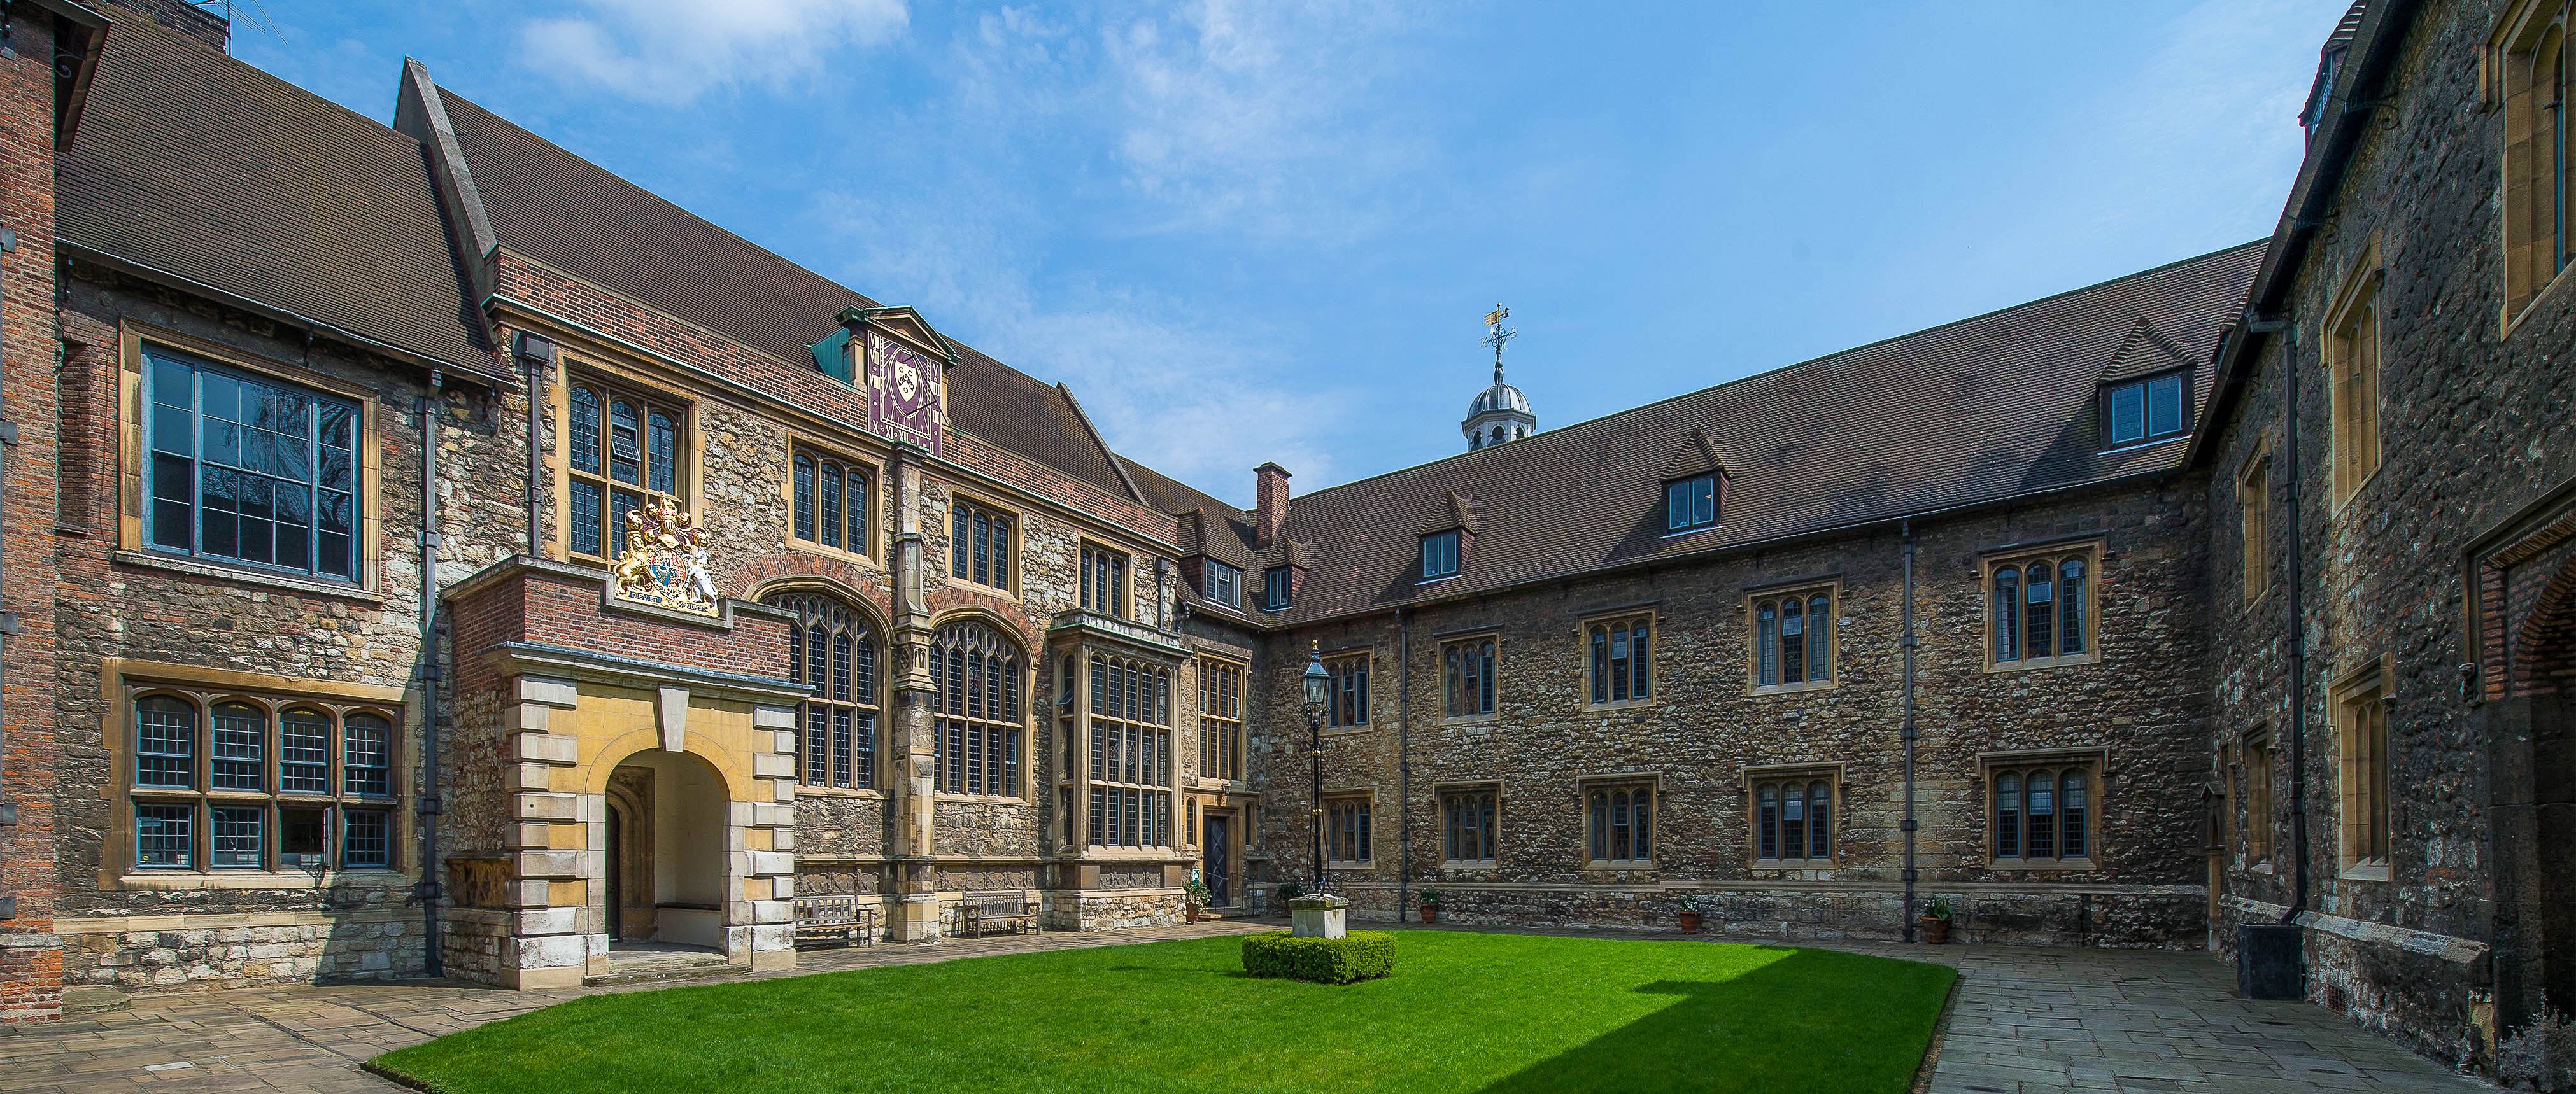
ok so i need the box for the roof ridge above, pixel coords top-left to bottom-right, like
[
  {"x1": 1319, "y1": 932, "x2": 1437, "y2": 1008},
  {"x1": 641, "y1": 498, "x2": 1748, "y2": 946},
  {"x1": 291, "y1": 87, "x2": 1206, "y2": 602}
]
[{"x1": 1284, "y1": 240, "x2": 2266, "y2": 508}]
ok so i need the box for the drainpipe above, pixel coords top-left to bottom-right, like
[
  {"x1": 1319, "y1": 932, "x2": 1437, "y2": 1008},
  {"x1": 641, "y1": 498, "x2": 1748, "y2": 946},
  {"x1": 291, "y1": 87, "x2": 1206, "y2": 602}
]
[
  {"x1": 0, "y1": 221, "x2": 19, "y2": 919},
  {"x1": 1900, "y1": 520, "x2": 1919, "y2": 943},
  {"x1": 418, "y1": 372, "x2": 446, "y2": 976},
  {"x1": 2279, "y1": 319, "x2": 2312, "y2": 924},
  {"x1": 514, "y1": 333, "x2": 553, "y2": 558},
  {"x1": 1396, "y1": 608, "x2": 1413, "y2": 917}
]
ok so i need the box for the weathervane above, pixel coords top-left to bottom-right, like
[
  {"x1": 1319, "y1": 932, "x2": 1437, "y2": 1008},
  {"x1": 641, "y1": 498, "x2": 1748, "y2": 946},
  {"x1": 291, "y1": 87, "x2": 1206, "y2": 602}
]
[{"x1": 1481, "y1": 304, "x2": 1516, "y2": 384}]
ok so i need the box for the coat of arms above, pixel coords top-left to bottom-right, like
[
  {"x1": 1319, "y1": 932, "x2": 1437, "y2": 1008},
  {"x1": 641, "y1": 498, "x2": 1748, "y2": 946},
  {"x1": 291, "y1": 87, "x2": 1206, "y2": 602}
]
[{"x1": 611, "y1": 498, "x2": 721, "y2": 615}]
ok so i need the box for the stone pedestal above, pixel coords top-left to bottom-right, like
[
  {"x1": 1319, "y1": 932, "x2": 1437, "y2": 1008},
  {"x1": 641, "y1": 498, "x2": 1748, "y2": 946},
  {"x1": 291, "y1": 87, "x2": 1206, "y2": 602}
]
[{"x1": 1291, "y1": 894, "x2": 1349, "y2": 939}]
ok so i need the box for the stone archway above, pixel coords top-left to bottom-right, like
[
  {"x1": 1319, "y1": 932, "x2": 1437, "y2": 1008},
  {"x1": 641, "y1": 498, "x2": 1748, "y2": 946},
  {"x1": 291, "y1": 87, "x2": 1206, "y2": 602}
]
[
  {"x1": 604, "y1": 749, "x2": 730, "y2": 951},
  {"x1": 2523, "y1": 558, "x2": 2576, "y2": 1015}
]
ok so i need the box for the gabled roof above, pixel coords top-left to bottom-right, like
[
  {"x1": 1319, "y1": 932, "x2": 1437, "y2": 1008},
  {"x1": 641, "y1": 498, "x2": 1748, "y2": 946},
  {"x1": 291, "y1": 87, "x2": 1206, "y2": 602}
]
[
  {"x1": 1259, "y1": 242, "x2": 2263, "y2": 625},
  {"x1": 1121, "y1": 457, "x2": 1259, "y2": 573},
  {"x1": 434, "y1": 90, "x2": 1136, "y2": 498},
  {"x1": 1417, "y1": 491, "x2": 1477, "y2": 535},
  {"x1": 57, "y1": 17, "x2": 492, "y2": 375},
  {"x1": 2098, "y1": 319, "x2": 2198, "y2": 384},
  {"x1": 1657, "y1": 428, "x2": 1730, "y2": 482}
]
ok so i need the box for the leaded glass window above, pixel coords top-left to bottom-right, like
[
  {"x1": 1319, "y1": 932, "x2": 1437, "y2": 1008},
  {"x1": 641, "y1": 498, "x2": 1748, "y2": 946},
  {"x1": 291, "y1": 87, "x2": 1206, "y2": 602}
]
[
  {"x1": 1586, "y1": 783, "x2": 1654, "y2": 865},
  {"x1": 1990, "y1": 762, "x2": 2095, "y2": 866},
  {"x1": 1442, "y1": 787, "x2": 1498, "y2": 863},
  {"x1": 934, "y1": 620, "x2": 1024, "y2": 798},
  {"x1": 1327, "y1": 796, "x2": 1371, "y2": 862},
  {"x1": 1587, "y1": 615, "x2": 1653, "y2": 705},
  {"x1": 1327, "y1": 653, "x2": 1369, "y2": 727},
  {"x1": 143, "y1": 344, "x2": 359, "y2": 580},
  {"x1": 791, "y1": 449, "x2": 874, "y2": 554},
  {"x1": 767, "y1": 592, "x2": 881, "y2": 789},
  {"x1": 1753, "y1": 776, "x2": 1835, "y2": 865},
  {"x1": 1442, "y1": 636, "x2": 1497, "y2": 719},
  {"x1": 1752, "y1": 589, "x2": 1834, "y2": 689},
  {"x1": 122, "y1": 691, "x2": 401, "y2": 874},
  {"x1": 565, "y1": 377, "x2": 684, "y2": 560},
  {"x1": 1199, "y1": 659, "x2": 1243, "y2": 782},
  {"x1": 1988, "y1": 552, "x2": 2095, "y2": 665},
  {"x1": 1081, "y1": 543, "x2": 1129, "y2": 617},
  {"x1": 950, "y1": 500, "x2": 1015, "y2": 590},
  {"x1": 1086, "y1": 651, "x2": 1171, "y2": 846}
]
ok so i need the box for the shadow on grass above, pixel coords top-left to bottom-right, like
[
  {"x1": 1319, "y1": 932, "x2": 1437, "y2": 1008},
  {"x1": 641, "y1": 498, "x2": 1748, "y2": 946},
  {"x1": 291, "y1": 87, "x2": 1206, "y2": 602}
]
[{"x1": 1474, "y1": 948, "x2": 1951, "y2": 1094}]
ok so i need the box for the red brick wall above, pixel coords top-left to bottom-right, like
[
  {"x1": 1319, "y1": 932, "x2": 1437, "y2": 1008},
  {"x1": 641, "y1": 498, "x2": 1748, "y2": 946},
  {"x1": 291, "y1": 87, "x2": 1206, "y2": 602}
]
[
  {"x1": 0, "y1": 8, "x2": 66, "y2": 1021},
  {"x1": 448, "y1": 562, "x2": 793, "y2": 684}
]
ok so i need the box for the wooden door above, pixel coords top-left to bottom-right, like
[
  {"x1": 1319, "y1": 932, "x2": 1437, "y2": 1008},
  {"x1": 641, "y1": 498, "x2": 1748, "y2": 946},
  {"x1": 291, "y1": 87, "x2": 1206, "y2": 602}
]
[{"x1": 1205, "y1": 815, "x2": 1232, "y2": 907}]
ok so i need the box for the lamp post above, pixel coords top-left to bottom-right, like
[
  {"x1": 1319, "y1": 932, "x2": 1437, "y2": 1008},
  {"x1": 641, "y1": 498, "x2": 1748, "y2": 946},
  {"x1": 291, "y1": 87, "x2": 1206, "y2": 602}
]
[{"x1": 1303, "y1": 640, "x2": 1331, "y2": 894}]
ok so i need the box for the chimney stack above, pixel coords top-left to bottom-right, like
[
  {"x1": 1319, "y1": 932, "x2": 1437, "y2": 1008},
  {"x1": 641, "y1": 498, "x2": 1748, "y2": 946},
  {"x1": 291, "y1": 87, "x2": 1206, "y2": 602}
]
[{"x1": 1253, "y1": 463, "x2": 1291, "y2": 549}]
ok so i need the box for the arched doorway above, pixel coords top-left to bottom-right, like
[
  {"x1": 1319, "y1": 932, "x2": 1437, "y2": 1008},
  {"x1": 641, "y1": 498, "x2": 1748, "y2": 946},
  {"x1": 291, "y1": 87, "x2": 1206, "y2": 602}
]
[
  {"x1": 2524, "y1": 560, "x2": 2576, "y2": 1014},
  {"x1": 604, "y1": 748, "x2": 729, "y2": 952}
]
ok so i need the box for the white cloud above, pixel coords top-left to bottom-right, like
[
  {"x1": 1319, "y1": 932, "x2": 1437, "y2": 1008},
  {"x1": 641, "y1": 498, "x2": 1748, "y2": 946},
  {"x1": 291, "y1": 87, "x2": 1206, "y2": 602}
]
[{"x1": 519, "y1": 0, "x2": 908, "y2": 104}]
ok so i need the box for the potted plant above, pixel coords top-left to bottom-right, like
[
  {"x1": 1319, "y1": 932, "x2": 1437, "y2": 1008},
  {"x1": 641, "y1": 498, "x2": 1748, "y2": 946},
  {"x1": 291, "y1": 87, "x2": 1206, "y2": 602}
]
[
  {"x1": 1920, "y1": 897, "x2": 1953, "y2": 944},
  {"x1": 1419, "y1": 888, "x2": 1442, "y2": 924},
  {"x1": 1184, "y1": 878, "x2": 1212, "y2": 923},
  {"x1": 1676, "y1": 892, "x2": 1706, "y2": 934}
]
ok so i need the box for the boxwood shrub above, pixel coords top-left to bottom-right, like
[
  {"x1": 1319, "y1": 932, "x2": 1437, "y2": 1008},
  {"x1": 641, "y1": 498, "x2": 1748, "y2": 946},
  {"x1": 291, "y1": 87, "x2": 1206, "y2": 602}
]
[{"x1": 1241, "y1": 930, "x2": 1397, "y2": 985}]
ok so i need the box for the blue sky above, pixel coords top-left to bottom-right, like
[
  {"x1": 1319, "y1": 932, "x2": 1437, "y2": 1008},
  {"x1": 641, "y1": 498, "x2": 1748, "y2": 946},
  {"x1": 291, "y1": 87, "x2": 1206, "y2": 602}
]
[{"x1": 234, "y1": 0, "x2": 2346, "y2": 506}]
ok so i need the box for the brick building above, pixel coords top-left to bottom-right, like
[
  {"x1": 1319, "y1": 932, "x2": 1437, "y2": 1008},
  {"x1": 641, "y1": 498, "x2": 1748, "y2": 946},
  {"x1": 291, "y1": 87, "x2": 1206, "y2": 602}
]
[{"x1": 0, "y1": 0, "x2": 2566, "y2": 1083}]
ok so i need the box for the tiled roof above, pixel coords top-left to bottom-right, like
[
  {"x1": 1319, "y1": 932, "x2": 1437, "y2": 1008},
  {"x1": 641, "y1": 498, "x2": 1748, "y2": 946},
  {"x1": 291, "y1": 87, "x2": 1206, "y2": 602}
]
[
  {"x1": 57, "y1": 18, "x2": 490, "y2": 371},
  {"x1": 1121, "y1": 458, "x2": 1259, "y2": 571},
  {"x1": 1256, "y1": 242, "x2": 2264, "y2": 625},
  {"x1": 437, "y1": 92, "x2": 1136, "y2": 500}
]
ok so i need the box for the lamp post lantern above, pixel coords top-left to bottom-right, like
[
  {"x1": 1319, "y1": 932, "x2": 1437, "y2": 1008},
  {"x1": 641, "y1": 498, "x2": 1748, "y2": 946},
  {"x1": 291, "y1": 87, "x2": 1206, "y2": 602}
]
[{"x1": 1303, "y1": 640, "x2": 1330, "y2": 893}]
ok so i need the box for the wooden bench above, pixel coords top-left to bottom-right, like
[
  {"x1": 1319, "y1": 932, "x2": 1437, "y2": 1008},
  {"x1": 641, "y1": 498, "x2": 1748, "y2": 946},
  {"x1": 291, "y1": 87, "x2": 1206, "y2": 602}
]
[
  {"x1": 956, "y1": 894, "x2": 1040, "y2": 938},
  {"x1": 792, "y1": 895, "x2": 879, "y2": 949}
]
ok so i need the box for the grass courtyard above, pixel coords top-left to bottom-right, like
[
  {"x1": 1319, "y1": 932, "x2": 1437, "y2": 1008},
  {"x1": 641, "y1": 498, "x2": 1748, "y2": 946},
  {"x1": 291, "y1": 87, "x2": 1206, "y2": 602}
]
[{"x1": 370, "y1": 932, "x2": 1955, "y2": 1093}]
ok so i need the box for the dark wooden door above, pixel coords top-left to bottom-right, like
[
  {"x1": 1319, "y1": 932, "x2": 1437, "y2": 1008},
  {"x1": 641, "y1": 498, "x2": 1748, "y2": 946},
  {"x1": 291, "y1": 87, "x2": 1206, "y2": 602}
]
[{"x1": 1205, "y1": 815, "x2": 1232, "y2": 906}]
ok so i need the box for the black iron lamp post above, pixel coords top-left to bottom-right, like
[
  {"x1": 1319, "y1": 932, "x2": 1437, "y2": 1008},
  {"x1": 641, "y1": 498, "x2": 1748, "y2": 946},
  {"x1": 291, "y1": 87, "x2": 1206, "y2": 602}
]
[{"x1": 1303, "y1": 640, "x2": 1330, "y2": 893}]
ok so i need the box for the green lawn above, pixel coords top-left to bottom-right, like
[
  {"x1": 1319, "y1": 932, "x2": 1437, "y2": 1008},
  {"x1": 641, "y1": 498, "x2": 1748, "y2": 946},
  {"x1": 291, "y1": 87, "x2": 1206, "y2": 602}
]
[{"x1": 371, "y1": 931, "x2": 1955, "y2": 1094}]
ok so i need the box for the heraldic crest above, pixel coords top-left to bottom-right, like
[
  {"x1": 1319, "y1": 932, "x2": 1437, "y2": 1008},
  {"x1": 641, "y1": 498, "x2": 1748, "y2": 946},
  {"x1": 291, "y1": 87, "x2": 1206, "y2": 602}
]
[{"x1": 612, "y1": 498, "x2": 721, "y2": 615}]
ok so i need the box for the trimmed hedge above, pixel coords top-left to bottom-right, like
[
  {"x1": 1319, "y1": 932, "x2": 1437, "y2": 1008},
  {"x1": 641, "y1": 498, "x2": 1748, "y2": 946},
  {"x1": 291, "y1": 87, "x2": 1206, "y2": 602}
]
[{"x1": 1242, "y1": 930, "x2": 1398, "y2": 984}]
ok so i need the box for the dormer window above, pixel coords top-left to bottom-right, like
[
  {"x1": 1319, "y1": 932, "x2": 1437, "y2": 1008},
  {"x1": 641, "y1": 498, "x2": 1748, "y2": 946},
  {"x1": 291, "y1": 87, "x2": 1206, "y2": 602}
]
[
  {"x1": 1665, "y1": 474, "x2": 1718, "y2": 532},
  {"x1": 2105, "y1": 372, "x2": 2186, "y2": 446},
  {"x1": 1420, "y1": 529, "x2": 1461, "y2": 580},
  {"x1": 1263, "y1": 566, "x2": 1292, "y2": 610},
  {"x1": 1204, "y1": 560, "x2": 1242, "y2": 608}
]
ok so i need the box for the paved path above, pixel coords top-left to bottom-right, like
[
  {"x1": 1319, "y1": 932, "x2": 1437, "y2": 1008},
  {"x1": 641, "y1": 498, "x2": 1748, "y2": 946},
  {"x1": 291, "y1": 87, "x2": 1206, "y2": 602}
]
[{"x1": 0, "y1": 920, "x2": 2495, "y2": 1093}]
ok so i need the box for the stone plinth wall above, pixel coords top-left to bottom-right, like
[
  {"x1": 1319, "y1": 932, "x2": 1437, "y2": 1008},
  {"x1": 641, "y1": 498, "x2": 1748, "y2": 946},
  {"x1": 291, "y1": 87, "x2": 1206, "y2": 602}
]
[
  {"x1": 439, "y1": 907, "x2": 510, "y2": 986},
  {"x1": 63, "y1": 911, "x2": 424, "y2": 990},
  {"x1": 1063, "y1": 889, "x2": 1184, "y2": 932}
]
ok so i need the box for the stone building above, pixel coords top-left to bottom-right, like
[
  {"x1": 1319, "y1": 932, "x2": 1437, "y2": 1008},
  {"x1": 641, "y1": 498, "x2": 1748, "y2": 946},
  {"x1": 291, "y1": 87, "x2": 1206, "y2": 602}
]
[{"x1": 0, "y1": 0, "x2": 2568, "y2": 1084}]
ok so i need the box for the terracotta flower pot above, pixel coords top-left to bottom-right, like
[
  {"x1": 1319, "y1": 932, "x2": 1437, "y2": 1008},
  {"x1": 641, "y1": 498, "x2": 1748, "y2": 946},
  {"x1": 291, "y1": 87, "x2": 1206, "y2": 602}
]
[
  {"x1": 1420, "y1": 903, "x2": 1440, "y2": 923},
  {"x1": 1186, "y1": 906, "x2": 1200, "y2": 923},
  {"x1": 1920, "y1": 916, "x2": 1951, "y2": 944},
  {"x1": 1677, "y1": 911, "x2": 1702, "y2": 934}
]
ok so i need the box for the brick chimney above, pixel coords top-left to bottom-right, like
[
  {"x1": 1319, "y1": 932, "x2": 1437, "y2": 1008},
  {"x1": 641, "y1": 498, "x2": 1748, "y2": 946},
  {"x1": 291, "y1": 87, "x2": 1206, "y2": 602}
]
[{"x1": 1253, "y1": 463, "x2": 1291, "y2": 549}]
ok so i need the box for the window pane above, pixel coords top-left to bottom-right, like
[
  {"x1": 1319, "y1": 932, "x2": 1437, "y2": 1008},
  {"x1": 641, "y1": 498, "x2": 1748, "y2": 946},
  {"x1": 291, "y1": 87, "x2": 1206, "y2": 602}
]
[
  {"x1": 569, "y1": 387, "x2": 602, "y2": 474},
  {"x1": 1997, "y1": 774, "x2": 2021, "y2": 857},
  {"x1": 820, "y1": 463, "x2": 843, "y2": 549},
  {"x1": 211, "y1": 702, "x2": 265, "y2": 791},
  {"x1": 2060, "y1": 559, "x2": 2089, "y2": 656},
  {"x1": 608, "y1": 400, "x2": 640, "y2": 484},
  {"x1": 646, "y1": 410, "x2": 678, "y2": 494},
  {"x1": 610, "y1": 489, "x2": 644, "y2": 559},
  {"x1": 993, "y1": 519, "x2": 1012, "y2": 587},
  {"x1": 138, "y1": 802, "x2": 194, "y2": 868},
  {"x1": 2062, "y1": 771, "x2": 2088, "y2": 859},
  {"x1": 849, "y1": 469, "x2": 871, "y2": 552},
  {"x1": 1781, "y1": 599, "x2": 1806, "y2": 684},
  {"x1": 1757, "y1": 603, "x2": 1779, "y2": 685},
  {"x1": 1759, "y1": 784, "x2": 1778, "y2": 859},
  {"x1": 2148, "y1": 374, "x2": 2184, "y2": 437},
  {"x1": 2109, "y1": 383, "x2": 2146, "y2": 444},
  {"x1": 1808, "y1": 596, "x2": 1832, "y2": 683},
  {"x1": 2025, "y1": 563, "x2": 2055, "y2": 657},
  {"x1": 1632, "y1": 624, "x2": 1652, "y2": 699},
  {"x1": 952, "y1": 505, "x2": 970, "y2": 578},
  {"x1": 343, "y1": 809, "x2": 391, "y2": 868},
  {"x1": 2028, "y1": 773, "x2": 2056, "y2": 859},
  {"x1": 793, "y1": 455, "x2": 815, "y2": 542},
  {"x1": 211, "y1": 806, "x2": 264, "y2": 869},
  {"x1": 344, "y1": 713, "x2": 392, "y2": 796},
  {"x1": 570, "y1": 480, "x2": 604, "y2": 557},
  {"x1": 281, "y1": 709, "x2": 330, "y2": 793},
  {"x1": 1993, "y1": 567, "x2": 2020, "y2": 661},
  {"x1": 1808, "y1": 782, "x2": 1830, "y2": 861},
  {"x1": 136, "y1": 696, "x2": 196, "y2": 789}
]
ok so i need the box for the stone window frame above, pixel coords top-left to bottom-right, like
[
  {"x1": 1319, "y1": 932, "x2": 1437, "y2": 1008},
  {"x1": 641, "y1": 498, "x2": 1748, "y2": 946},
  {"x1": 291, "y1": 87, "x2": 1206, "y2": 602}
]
[
  {"x1": 1436, "y1": 781, "x2": 1503, "y2": 866},
  {"x1": 1324, "y1": 790, "x2": 1375, "y2": 866},
  {"x1": 931, "y1": 617, "x2": 1028, "y2": 801},
  {"x1": 2239, "y1": 723, "x2": 2275, "y2": 869},
  {"x1": 1439, "y1": 632, "x2": 1501, "y2": 723},
  {"x1": 1324, "y1": 649, "x2": 1371, "y2": 731},
  {"x1": 1746, "y1": 581, "x2": 1839, "y2": 694},
  {"x1": 1579, "y1": 773, "x2": 1660, "y2": 871},
  {"x1": 1085, "y1": 650, "x2": 1174, "y2": 848},
  {"x1": 1582, "y1": 609, "x2": 1657, "y2": 710},
  {"x1": 2332, "y1": 656, "x2": 2396, "y2": 881},
  {"x1": 784, "y1": 440, "x2": 881, "y2": 563},
  {"x1": 2494, "y1": 0, "x2": 2576, "y2": 326},
  {"x1": 557, "y1": 361, "x2": 696, "y2": 565},
  {"x1": 947, "y1": 490, "x2": 1020, "y2": 598},
  {"x1": 1745, "y1": 762, "x2": 1843, "y2": 869},
  {"x1": 767, "y1": 590, "x2": 886, "y2": 796},
  {"x1": 103, "y1": 658, "x2": 412, "y2": 889},
  {"x1": 1197, "y1": 656, "x2": 1246, "y2": 784},
  {"x1": 1079, "y1": 540, "x2": 1131, "y2": 619},
  {"x1": 2239, "y1": 436, "x2": 2274, "y2": 607},
  {"x1": 1979, "y1": 539, "x2": 2104, "y2": 673},
  {"x1": 115, "y1": 323, "x2": 387, "y2": 599},
  {"x1": 1978, "y1": 745, "x2": 2106, "y2": 873},
  {"x1": 2323, "y1": 239, "x2": 2386, "y2": 511}
]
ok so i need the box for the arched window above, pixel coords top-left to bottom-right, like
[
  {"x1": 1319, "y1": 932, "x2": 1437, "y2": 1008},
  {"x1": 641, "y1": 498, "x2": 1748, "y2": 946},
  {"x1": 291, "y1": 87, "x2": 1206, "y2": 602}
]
[
  {"x1": 210, "y1": 701, "x2": 266, "y2": 792},
  {"x1": 1752, "y1": 589, "x2": 1834, "y2": 690},
  {"x1": 935, "y1": 620, "x2": 1024, "y2": 799},
  {"x1": 1752, "y1": 775, "x2": 1836, "y2": 865},
  {"x1": 790, "y1": 449, "x2": 874, "y2": 555},
  {"x1": 1988, "y1": 551, "x2": 2097, "y2": 665},
  {"x1": 1086, "y1": 650, "x2": 1170, "y2": 846},
  {"x1": 768, "y1": 593, "x2": 881, "y2": 789},
  {"x1": 280, "y1": 707, "x2": 331, "y2": 793},
  {"x1": 1989, "y1": 762, "x2": 2095, "y2": 865},
  {"x1": 1586, "y1": 783, "x2": 1654, "y2": 865},
  {"x1": 1587, "y1": 615, "x2": 1652, "y2": 705},
  {"x1": 124, "y1": 690, "x2": 405, "y2": 874},
  {"x1": 136, "y1": 695, "x2": 197, "y2": 789}
]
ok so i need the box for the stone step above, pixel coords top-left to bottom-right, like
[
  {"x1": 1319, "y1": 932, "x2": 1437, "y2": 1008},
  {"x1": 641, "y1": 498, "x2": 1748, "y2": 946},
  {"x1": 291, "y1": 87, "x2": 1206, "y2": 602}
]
[{"x1": 584, "y1": 946, "x2": 736, "y2": 988}]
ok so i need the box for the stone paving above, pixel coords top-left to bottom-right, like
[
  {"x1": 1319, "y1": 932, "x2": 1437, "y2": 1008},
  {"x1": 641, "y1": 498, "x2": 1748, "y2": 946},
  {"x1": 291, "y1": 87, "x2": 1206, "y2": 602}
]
[{"x1": 0, "y1": 920, "x2": 2498, "y2": 1093}]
